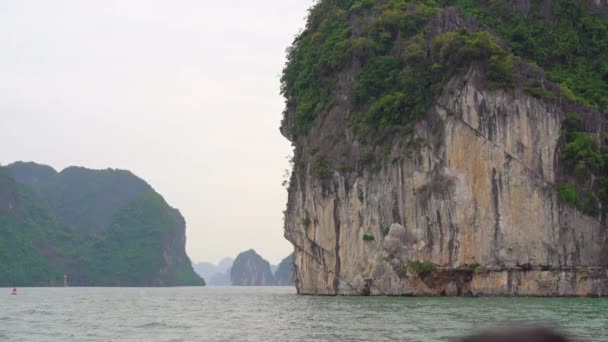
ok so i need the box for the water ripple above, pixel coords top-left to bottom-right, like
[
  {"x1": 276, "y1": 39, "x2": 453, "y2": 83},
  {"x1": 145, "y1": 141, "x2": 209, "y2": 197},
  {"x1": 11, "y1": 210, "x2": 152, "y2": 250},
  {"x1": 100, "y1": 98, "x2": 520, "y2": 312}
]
[{"x1": 2, "y1": 287, "x2": 608, "y2": 341}]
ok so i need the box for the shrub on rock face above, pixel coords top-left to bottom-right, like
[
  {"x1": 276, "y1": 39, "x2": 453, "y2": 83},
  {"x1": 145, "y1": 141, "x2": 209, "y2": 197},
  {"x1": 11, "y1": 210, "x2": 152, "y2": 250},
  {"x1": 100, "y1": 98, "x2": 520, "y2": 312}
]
[
  {"x1": 302, "y1": 217, "x2": 312, "y2": 227},
  {"x1": 557, "y1": 184, "x2": 578, "y2": 206},
  {"x1": 363, "y1": 234, "x2": 375, "y2": 241},
  {"x1": 407, "y1": 260, "x2": 434, "y2": 277},
  {"x1": 311, "y1": 155, "x2": 333, "y2": 179}
]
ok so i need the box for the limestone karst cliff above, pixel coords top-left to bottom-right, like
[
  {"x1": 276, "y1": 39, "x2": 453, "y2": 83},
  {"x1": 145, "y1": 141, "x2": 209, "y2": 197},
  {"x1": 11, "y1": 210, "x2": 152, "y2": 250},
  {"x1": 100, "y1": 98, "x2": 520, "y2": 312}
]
[
  {"x1": 230, "y1": 250, "x2": 275, "y2": 286},
  {"x1": 281, "y1": 0, "x2": 608, "y2": 296}
]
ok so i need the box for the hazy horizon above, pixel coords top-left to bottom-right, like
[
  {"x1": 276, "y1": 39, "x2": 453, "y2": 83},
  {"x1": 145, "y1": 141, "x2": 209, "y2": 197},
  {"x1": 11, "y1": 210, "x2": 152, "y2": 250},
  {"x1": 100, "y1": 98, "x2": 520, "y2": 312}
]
[{"x1": 0, "y1": 0, "x2": 315, "y2": 264}]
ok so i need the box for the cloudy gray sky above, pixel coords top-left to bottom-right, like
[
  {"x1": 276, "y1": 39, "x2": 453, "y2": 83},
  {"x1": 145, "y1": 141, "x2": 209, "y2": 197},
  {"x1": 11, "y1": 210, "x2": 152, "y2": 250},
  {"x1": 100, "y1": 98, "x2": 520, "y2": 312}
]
[{"x1": 0, "y1": 0, "x2": 314, "y2": 264}]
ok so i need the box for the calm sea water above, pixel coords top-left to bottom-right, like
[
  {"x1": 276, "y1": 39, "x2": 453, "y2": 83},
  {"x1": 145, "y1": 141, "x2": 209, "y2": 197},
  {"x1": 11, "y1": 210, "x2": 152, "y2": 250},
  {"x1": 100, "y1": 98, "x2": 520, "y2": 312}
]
[{"x1": 1, "y1": 287, "x2": 607, "y2": 341}]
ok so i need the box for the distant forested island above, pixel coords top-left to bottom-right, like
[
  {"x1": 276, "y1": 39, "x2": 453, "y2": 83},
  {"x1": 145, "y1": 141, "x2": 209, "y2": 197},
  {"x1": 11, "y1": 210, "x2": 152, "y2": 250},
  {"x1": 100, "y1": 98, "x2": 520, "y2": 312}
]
[
  {"x1": 194, "y1": 250, "x2": 293, "y2": 286},
  {"x1": 0, "y1": 162, "x2": 203, "y2": 287}
]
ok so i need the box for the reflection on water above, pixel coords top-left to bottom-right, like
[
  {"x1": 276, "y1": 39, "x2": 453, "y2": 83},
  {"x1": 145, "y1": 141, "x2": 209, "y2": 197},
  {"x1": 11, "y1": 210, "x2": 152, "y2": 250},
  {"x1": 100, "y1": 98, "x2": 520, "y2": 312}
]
[{"x1": 1, "y1": 287, "x2": 607, "y2": 341}]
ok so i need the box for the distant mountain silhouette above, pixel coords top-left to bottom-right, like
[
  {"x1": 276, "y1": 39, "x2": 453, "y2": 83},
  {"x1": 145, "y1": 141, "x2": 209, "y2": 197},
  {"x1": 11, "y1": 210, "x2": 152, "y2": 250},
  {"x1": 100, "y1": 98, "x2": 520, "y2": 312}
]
[
  {"x1": 230, "y1": 249, "x2": 275, "y2": 286},
  {"x1": 274, "y1": 254, "x2": 293, "y2": 286},
  {"x1": 193, "y1": 257, "x2": 234, "y2": 285}
]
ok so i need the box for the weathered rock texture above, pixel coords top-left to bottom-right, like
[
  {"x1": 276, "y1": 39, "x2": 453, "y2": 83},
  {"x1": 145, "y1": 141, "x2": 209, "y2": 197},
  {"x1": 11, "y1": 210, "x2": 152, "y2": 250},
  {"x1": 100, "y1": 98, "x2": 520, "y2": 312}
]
[
  {"x1": 280, "y1": 0, "x2": 608, "y2": 296},
  {"x1": 281, "y1": 2, "x2": 608, "y2": 296},
  {"x1": 230, "y1": 250, "x2": 275, "y2": 286}
]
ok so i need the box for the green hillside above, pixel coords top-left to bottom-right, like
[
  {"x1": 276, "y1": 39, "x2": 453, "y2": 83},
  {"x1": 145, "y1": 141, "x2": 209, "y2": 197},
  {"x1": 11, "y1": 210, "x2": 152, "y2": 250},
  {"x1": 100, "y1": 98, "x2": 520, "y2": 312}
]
[{"x1": 0, "y1": 163, "x2": 204, "y2": 287}]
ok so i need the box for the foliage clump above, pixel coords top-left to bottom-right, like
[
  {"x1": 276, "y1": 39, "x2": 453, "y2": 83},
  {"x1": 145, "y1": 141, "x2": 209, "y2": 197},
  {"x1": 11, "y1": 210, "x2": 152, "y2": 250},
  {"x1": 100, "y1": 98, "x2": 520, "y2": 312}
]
[
  {"x1": 311, "y1": 154, "x2": 333, "y2": 179},
  {"x1": 363, "y1": 233, "x2": 375, "y2": 241},
  {"x1": 302, "y1": 217, "x2": 312, "y2": 227},
  {"x1": 561, "y1": 113, "x2": 604, "y2": 178},
  {"x1": 350, "y1": 20, "x2": 516, "y2": 137},
  {"x1": 407, "y1": 260, "x2": 434, "y2": 277},
  {"x1": 282, "y1": 0, "x2": 521, "y2": 139},
  {"x1": 557, "y1": 184, "x2": 578, "y2": 207},
  {"x1": 557, "y1": 112, "x2": 608, "y2": 216},
  {"x1": 281, "y1": 0, "x2": 355, "y2": 138},
  {"x1": 440, "y1": 0, "x2": 608, "y2": 111}
]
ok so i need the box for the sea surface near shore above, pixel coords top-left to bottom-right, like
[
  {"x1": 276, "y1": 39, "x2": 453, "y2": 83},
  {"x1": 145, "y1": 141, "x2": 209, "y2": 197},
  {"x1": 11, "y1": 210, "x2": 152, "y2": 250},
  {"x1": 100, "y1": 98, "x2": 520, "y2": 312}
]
[{"x1": 1, "y1": 287, "x2": 607, "y2": 341}]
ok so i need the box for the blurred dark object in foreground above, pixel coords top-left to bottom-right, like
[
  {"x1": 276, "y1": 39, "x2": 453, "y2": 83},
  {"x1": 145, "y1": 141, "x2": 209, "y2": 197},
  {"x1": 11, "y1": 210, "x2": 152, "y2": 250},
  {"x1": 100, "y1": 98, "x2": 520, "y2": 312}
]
[{"x1": 461, "y1": 327, "x2": 572, "y2": 342}]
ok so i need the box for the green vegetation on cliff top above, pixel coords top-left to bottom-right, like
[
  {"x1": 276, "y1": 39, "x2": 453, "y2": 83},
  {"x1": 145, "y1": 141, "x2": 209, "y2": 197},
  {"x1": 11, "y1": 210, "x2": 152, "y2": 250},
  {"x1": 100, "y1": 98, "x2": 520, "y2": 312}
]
[
  {"x1": 0, "y1": 163, "x2": 203, "y2": 287},
  {"x1": 282, "y1": 0, "x2": 607, "y2": 137},
  {"x1": 441, "y1": 0, "x2": 608, "y2": 110},
  {"x1": 281, "y1": 0, "x2": 608, "y2": 216},
  {"x1": 282, "y1": 0, "x2": 513, "y2": 137}
]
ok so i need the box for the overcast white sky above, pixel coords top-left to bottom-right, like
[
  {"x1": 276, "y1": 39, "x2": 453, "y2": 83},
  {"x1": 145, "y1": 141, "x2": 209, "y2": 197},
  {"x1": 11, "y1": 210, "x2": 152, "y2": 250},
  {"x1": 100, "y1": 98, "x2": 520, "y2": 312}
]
[{"x1": 0, "y1": 0, "x2": 314, "y2": 264}]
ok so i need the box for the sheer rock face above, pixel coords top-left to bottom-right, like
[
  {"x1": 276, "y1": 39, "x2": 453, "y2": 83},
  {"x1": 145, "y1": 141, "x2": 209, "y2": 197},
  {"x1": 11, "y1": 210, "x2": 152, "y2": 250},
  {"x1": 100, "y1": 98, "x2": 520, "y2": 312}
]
[
  {"x1": 283, "y1": 67, "x2": 608, "y2": 296},
  {"x1": 230, "y1": 250, "x2": 275, "y2": 286}
]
